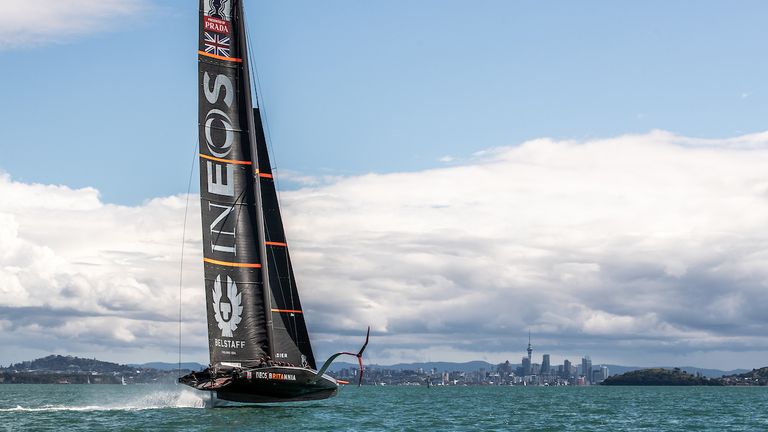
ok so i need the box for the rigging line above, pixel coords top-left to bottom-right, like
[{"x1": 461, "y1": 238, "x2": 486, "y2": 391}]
[
  {"x1": 178, "y1": 140, "x2": 198, "y2": 378},
  {"x1": 243, "y1": 11, "x2": 295, "y2": 313},
  {"x1": 243, "y1": 8, "x2": 285, "y2": 210},
  {"x1": 244, "y1": 7, "x2": 303, "y2": 351}
]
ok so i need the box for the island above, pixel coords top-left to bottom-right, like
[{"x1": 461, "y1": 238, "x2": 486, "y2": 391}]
[
  {"x1": 602, "y1": 367, "x2": 768, "y2": 386},
  {"x1": 0, "y1": 355, "x2": 199, "y2": 384}
]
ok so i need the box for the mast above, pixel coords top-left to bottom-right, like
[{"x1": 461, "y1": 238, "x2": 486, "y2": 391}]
[
  {"x1": 236, "y1": 0, "x2": 276, "y2": 361},
  {"x1": 236, "y1": 2, "x2": 316, "y2": 370}
]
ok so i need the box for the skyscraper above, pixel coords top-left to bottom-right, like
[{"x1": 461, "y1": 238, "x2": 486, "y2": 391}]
[
  {"x1": 581, "y1": 356, "x2": 592, "y2": 384},
  {"x1": 563, "y1": 359, "x2": 572, "y2": 379},
  {"x1": 541, "y1": 354, "x2": 551, "y2": 375},
  {"x1": 522, "y1": 356, "x2": 531, "y2": 376}
]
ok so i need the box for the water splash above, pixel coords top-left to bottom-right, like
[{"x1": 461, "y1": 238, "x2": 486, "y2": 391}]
[
  {"x1": 0, "y1": 405, "x2": 113, "y2": 412},
  {"x1": 128, "y1": 388, "x2": 207, "y2": 409},
  {"x1": 0, "y1": 388, "x2": 206, "y2": 412}
]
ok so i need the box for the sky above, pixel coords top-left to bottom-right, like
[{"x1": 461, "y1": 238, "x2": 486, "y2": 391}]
[{"x1": 1, "y1": 0, "x2": 768, "y2": 370}]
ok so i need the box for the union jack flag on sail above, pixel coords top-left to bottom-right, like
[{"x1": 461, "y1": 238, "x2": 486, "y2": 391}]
[{"x1": 204, "y1": 32, "x2": 231, "y2": 57}]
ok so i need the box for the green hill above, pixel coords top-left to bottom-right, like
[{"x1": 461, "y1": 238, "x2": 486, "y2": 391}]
[
  {"x1": 5, "y1": 355, "x2": 133, "y2": 374},
  {"x1": 601, "y1": 368, "x2": 721, "y2": 386},
  {"x1": 720, "y1": 367, "x2": 768, "y2": 386},
  {"x1": 1, "y1": 355, "x2": 192, "y2": 385}
]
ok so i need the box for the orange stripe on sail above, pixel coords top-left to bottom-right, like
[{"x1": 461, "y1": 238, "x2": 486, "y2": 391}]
[
  {"x1": 203, "y1": 258, "x2": 261, "y2": 268},
  {"x1": 198, "y1": 50, "x2": 243, "y2": 62},
  {"x1": 265, "y1": 241, "x2": 287, "y2": 247},
  {"x1": 254, "y1": 170, "x2": 273, "y2": 179},
  {"x1": 271, "y1": 309, "x2": 303, "y2": 314},
  {"x1": 199, "y1": 154, "x2": 252, "y2": 165}
]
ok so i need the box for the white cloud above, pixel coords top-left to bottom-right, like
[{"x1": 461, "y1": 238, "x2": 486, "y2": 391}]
[
  {"x1": 0, "y1": 174, "x2": 206, "y2": 364},
  {"x1": 2, "y1": 130, "x2": 768, "y2": 368},
  {"x1": 0, "y1": 0, "x2": 147, "y2": 49},
  {"x1": 281, "y1": 130, "x2": 768, "y2": 367}
]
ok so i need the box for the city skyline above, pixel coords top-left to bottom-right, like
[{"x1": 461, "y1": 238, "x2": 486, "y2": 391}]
[{"x1": 1, "y1": 1, "x2": 768, "y2": 369}]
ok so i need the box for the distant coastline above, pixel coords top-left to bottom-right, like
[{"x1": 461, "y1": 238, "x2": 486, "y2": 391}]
[
  {"x1": 602, "y1": 367, "x2": 768, "y2": 386},
  {"x1": 0, "y1": 355, "x2": 194, "y2": 385},
  {"x1": 2, "y1": 355, "x2": 765, "y2": 386}
]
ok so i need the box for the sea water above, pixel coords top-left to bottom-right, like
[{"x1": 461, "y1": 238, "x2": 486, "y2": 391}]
[{"x1": 0, "y1": 384, "x2": 766, "y2": 431}]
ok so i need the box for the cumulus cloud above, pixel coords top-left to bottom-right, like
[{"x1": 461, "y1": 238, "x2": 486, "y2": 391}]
[
  {"x1": 0, "y1": 0, "x2": 147, "y2": 49},
  {"x1": 281, "y1": 130, "x2": 768, "y2": 367},
  {"x1": 2, "y1": 130, "x2": 768, "y2": 368},
  {"x1": 0, "y1": 174, "x2": 207, "y2": 364}
]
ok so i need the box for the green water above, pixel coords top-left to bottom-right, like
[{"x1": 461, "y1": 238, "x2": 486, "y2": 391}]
[{"x1": 1, "y1": 385, "x2": 766, "y2": 431}]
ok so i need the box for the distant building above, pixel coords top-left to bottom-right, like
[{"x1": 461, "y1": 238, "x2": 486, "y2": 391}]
[
  {"x1": 519, "y1": 330, "x2": 534, "y2": 376},
  {"x1": 599, "y1": 366, "x2": 609, "y2": 382},
  {"x1": 541, "y1": 354, "x2": 551, "y2": 375},
  {"x1": 531, "y1": 363, "x2": 540, "y2": 376},
  {"x1": 563, "y1": 359, "x2": 572, "y2": 379},
  {"x1": 526, "y1": 330, "x2": 533, "y2": 363},
  {"x1": 590, "y1": 366, "x2": 609, "y2": 384},
  {"x1": 498, "y1": 360, "x2": 513, "y2": 377},
  {"x1": 581, "y1": 356, "x2": 592, "y2": 384},
  {"x1": 591, "y1": 369, "x2": 601, "y2": 384}
]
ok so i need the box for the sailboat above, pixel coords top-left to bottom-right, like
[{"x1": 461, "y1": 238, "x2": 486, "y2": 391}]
[{"x1": 178, "y1": 0, "x2": 368, "y2": 404}]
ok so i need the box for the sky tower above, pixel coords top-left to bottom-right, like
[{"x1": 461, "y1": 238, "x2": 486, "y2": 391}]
[{"x1": 527, "y1": 329, "x2": 533, "y2": 361}]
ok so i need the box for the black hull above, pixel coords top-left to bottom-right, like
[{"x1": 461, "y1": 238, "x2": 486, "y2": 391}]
[{"x1": 180, "y1": 366, "x2": 338, "y2": 404}]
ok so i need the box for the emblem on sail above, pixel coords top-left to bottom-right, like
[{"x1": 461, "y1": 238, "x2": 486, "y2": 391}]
[
  {"x1": 207, "y1": 0, "x2": 231, "y2": 19},
  {"x1": 212, "y1": 275, "x2": 243, "y2": 338},
  {"x1": 204, "y1": 0, "x2": 232, "y2": 34},
  {"x1": 204, "y1": 32, "x2": 232, "y2": 58}
]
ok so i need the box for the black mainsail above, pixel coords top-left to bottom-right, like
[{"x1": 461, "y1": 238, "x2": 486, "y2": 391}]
[
  {"x1": 253, "y1": 107, "x2": 317, "y2": 370},
  {"x1": 197, "y1": 0, "x2": 269, "y2": 367},
  {"x1": 181, "y1": 0, "x2": 366, "y2": 403}
]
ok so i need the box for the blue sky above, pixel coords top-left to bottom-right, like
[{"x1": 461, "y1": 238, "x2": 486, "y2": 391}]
[
  {"x1": 1, "y1": 1, "x2": 768, "y2": 369},
  {"x1": 2, "y1": 0, "x2": 767, "y2": 204}
]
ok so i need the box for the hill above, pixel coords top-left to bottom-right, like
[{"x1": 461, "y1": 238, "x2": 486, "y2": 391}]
[
  {"x1": 720, "y1": 367, "x2": 768, "y2": 386},
  {"x1": 602, "y1": 368, "x2": 722, "y2": 386},
  {"x1": 1, "y1": 355, "x2": 193, "y2": 385},
  {"x1": 5, "y1": 355, "x2": 133, "y2": 374},
  {"x1": 602, "y1": 364, "x2": 748, "y2": 378}
]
